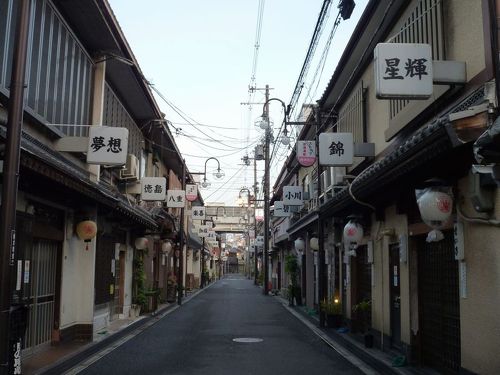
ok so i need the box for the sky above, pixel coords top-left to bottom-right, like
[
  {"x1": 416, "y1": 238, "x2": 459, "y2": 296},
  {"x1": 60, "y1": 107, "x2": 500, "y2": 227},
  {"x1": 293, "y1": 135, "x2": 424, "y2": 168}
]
[{"x1": 108, "y1": 0, "x2": 368, "y2": 206}]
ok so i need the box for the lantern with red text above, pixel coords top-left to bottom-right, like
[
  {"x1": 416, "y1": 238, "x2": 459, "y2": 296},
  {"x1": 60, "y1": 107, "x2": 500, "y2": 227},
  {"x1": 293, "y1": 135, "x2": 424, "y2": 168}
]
[
  {"x1": 343, "y1": 220, "x2": 364, "y2": 249},
  {"x1": 416, "y1": 187, "x2": 453, "y2": 242},
  {"x1": 76, "y1": 220, "x2": 97, "y2": 250},
  {"x1": 134, "y1": 237, "x2": 149, "y2": 250}
]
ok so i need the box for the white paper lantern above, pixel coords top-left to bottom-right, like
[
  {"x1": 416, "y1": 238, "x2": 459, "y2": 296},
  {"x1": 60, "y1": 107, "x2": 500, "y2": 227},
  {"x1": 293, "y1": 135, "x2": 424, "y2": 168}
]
[
  {"x1": 161, "y1": 241, "x2": 172, "y2": 254},
  {"x1": 309, "y1": 237, "x2": 319, "y2": 251},
  {"x1": 417, "y1": 190, "x2": 453, "y2": 229},
  {"x1": 343, "y1": 220, "x2": 364, "y2": 244},
  {"x1": 134, "y1": 237, "x2": 149, "y2": 250},
  {"x1": 294, "y1": 238, "x2": 305, "y2": 252}
]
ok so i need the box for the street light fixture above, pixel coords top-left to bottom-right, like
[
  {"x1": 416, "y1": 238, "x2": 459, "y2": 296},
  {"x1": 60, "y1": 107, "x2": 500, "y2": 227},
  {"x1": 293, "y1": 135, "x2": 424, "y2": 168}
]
[{"x1": 199, "y1": 157, "x2": 224, "y2": 189}]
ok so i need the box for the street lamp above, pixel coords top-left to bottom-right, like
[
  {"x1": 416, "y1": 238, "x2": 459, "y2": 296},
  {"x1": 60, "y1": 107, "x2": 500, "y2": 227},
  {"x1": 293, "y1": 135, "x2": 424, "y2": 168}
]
[
  {"x1": 259, "y1": 94, "x2": 290, "y2": 295},
  {"x1": 200, "y1": 216, "x2": 215, "y2": 288},
  {"x1": 200, "y1": 157, "x2": 224, "y2": 189},
  {"x1": 215, "y1": 206, "x2": 226, "y2": 221}
]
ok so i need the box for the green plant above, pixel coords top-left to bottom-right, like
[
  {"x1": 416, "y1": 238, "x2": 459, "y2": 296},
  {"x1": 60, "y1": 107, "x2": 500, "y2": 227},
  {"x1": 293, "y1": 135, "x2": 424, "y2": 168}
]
[
  {"x1": 352, "y1": 299, "x2": 371, "y2": 333},
  {"x1": 321, "y1": 297, "x2": 342, "y2": 315},
  {"x1": 133, "y1": 254, "x2": 147, "y2": 308},
  {"x1": 352, "y1": 299, "x2": 371, "y2": 313}
]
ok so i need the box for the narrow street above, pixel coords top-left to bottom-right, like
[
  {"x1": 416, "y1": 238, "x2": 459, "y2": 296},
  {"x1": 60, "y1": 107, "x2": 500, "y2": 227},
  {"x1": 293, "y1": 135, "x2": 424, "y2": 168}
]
[{"x1": 74, "y1": 275, "x2": 364, "y2": 375}]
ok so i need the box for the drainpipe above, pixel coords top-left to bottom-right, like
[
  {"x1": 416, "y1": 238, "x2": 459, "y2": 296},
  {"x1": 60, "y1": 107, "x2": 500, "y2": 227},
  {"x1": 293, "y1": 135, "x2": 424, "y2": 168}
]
[
  {"x1": 0, "y1": 1, "x2": 30, "y2": 373},
  {"x1": 489, "y1": 0, "x2": 500, "y2": 104}
]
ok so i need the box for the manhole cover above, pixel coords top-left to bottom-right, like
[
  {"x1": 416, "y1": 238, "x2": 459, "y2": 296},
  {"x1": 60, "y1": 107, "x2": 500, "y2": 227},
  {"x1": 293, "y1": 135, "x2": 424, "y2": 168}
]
[{"x1": 232, "y1": 338, "x2": 263, "y2": 343}]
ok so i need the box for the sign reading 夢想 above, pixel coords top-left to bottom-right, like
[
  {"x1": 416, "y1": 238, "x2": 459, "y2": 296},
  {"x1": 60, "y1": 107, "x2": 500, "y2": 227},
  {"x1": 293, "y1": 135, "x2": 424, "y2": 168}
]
[
  {"x1": 191, "y1": 206, "x2": 205, "y2": 220},
  {"x1": 283, "y1": 186, "x2": 303, "y2": 206},
  {"x1": 141, "y1": 177, "x2": 166, "y2": 201},
  {"x1": 273, "y1": 201, "x2": 291, "y2": 217},
  {"x1": 87, "y1": 126, "x2": 129, "y2": 165},
  {"x1": 296, "y1": 141, "x2": 316, "y2": 167},
  {"x1": 374, "y1": 43, "x2": 433, "y2": 99},
  {"x1": 319, "y1": 133, "x2": 353, "y2": 166},
  {"x1": 166, "y1": 190, "x2": 185, "y2": 208},
  {"x1": 186, "y1": 184, "x2": 198, "y2": 202}
]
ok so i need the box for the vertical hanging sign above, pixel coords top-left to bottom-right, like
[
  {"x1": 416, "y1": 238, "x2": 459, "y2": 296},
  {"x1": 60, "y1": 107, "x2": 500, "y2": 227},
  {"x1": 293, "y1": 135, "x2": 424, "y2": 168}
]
[
  {"x1": 186, "y1": 184, "x2": 198, "y2": 202},
  {"x1": 296, "y1": 141, "x2": 316, "y2": 167}
]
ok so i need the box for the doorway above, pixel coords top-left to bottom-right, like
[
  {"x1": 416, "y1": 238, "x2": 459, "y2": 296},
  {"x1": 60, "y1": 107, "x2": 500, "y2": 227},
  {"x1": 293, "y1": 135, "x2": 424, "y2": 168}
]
[
  {"x1": 389, "y1": 243, "x2": 402, "y2": 349},
  {"x1": 418, "y1": 231, "x2": 460, "y2": 374}
]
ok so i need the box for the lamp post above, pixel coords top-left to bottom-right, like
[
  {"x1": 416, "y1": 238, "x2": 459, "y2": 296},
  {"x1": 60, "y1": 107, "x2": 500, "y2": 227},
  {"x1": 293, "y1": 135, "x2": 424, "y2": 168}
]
[
  {"x1": 260, "y1": 90, "x2": 291, "y2": 295},
  {"x1": 199, "y1": 157, "x2": 225, "y2": 189},
  {"x1": 200, "y1": 216, "x2": 214, "y2": 288},
  {"x1": 239, "y1": 188, "x2": 253, "y2": 278}
]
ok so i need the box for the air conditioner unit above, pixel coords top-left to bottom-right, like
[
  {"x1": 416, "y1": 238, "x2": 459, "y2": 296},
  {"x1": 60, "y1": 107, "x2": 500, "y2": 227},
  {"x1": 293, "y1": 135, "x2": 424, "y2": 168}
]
[
  {"x1": 330, "y1": 167, "x2": 346, "y2": 186},
  {"x1": 119, "y1": 154, "x2": 139, "y2": 180}
]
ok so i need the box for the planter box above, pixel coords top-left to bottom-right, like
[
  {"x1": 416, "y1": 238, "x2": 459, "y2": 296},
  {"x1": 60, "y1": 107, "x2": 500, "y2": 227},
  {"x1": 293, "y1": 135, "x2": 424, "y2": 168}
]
[{"x1": 326, "y1": 314, "x2": 342, "y2": 329}]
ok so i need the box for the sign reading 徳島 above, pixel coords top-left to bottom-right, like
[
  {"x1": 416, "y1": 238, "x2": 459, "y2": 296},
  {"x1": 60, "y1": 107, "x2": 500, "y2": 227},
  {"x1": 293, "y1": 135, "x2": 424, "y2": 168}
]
[
  {"x1": 296, "y1": 141, "x2": 316, "y2": 167},
  {"x1": 319, "y1": 133, "x2": 353, "y2": 166},
  {"x1": 166, "y1": 190, "x2": 186, "y2": 208},
  {"x1": 374, "y1": 43, "x2": 433, "y2": 99},
  {"x1": 283, "y1": 186, "x2": 303, "y2": 206},
  {"x1": 141, "y1": 177, "x2": 166, "y2": 201},
  {"x1": 87, "y1": 126, "x2": 129, "y2": 165}
]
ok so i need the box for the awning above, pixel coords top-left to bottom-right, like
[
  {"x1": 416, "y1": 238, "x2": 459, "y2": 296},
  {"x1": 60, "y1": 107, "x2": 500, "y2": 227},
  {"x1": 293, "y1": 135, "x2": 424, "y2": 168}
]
[
  {"x1": 287, "y1": 211, "x2": 319, "y2": 237},
  {"x1": 1, "y1": 126, "x2": 158, "y2": 230}
]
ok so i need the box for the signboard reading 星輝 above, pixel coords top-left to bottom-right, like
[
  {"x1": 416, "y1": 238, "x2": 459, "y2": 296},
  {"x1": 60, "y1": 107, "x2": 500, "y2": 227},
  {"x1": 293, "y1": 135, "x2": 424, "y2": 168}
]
[
  {"x1": 374, "y1": 43, "x2": 433, "y2": 99},
  {"x1": 87, "y1": 126, "x2": 129, "y2": 165},
  {"x1": 141, "y1": 177, "x2": 166, "y2": 201}
]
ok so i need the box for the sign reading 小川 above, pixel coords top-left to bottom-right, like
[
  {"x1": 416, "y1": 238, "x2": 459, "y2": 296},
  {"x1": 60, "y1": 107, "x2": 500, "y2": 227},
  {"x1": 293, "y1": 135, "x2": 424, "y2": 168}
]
[
  {"x1": 166, "y1": 190, "x2": 185, "y2": 208},
  {"x1": 296, "y1": 141, "x2": 316, "y2": 167},
  {"x1": 186, "y1": 184, "x2": 198, "y2": 202},
  {"x1": 374, "y1": 43, "x2": 433, "y2": 99},
  {"x1": 283, "y1": 186, "x2": 303, "y2": 206},
  {"x1": 191, "y1": 206, "x2": 205, "y2": 220},
  {"x1": 319, "y1": 133, "x2": 353, "y2": 166},
  {"x1": 141, "y1": 177, "x2": 166, "y2": 201},
  {"x1": 273, "y1": 201, "x2": 291, "y2": 217},
  {"x1": 87, "y1": 126, "x2": 129, "y2": 165}
]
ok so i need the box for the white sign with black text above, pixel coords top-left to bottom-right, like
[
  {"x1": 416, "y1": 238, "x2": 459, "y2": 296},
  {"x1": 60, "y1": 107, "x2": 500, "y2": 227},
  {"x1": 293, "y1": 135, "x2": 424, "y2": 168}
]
[
  {"x1": 273, "y1": 201, "x2": 291, "y2": 217},
  {"x1": 374, "y1": 43, "x2": 433, "y2": 99},
  {"x1": 140, "y1": 177, "x2": 166, "y2": 201},
  {"x1": 166, "y1": 190, "x2": 186, "y2": 208},
  {"x1": 283, "y1": 186, "x2": 303, "y2": 206},
  {"x1": 319, "y1": 133, "x2": 353, "y2": 166},
  {"x1": 87, "y1": 126, "x2": 129, "y2": 165},
  {"x1": 191, "y1": 206, "x2": 205, "y2": 220}
]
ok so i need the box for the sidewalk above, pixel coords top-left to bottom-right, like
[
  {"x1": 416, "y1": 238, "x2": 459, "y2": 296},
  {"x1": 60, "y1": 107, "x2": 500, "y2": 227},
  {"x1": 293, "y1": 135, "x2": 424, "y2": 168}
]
[
  {"x1": 22, "y1": 286, "x2": 206, "y2": 375},
  {"x1": 276, "y1": 296, "x2": 438, "y2": 375}
]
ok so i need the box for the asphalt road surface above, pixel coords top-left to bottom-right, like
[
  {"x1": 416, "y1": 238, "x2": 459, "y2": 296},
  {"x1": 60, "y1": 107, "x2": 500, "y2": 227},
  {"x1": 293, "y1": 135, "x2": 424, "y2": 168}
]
[{"x1": 78, "y1": 275, "x2": 364, "y2": 375}]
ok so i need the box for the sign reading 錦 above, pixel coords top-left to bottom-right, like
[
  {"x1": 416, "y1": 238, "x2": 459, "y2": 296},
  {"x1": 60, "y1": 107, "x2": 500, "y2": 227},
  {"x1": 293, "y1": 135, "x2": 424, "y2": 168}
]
[
  {"x1": 186, "y1": 184, "x2": 198, "y2": 202},
  {"x1": 191, "y1": 206, "x2": 205, "y2": 220},
  {"x1": 319, "y1": 133, "x2": 353, "y2": 166},
  {"x1": 141, "y1": 177, "x2": 166, "y2": 201},
  {"x1": 283, "y1": 186, "x2": 303, "y2": 206},
  {"x1": 273, "y1": 201, "x2": 291, "y2": 217},
  {"x1": 296, "y1": 141, "x2": 316, "y2": 167},
  {"x1": 166, "y1": 190, "x2": 186, "y2": 208},
  {"x1": 87, "y1": 126, "x2": 129, "y2": 165},
  {"x1": 374, "y1": 43, "x2": 433, "y2": 99}
]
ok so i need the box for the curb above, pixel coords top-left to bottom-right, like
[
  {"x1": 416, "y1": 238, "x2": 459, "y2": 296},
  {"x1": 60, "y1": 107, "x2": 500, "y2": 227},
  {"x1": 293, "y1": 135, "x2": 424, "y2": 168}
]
[{"x1": 38, "y1": 284, "x2": 212, "y2": 374}]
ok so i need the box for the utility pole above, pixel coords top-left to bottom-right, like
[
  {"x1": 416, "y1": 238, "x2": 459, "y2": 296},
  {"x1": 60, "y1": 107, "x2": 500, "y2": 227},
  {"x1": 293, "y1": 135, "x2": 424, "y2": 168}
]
[
  {"x1": 253, "y1": 155, "x2": 259, "y2": 285},
  {"x1": 177, "y1": 160, "x2": 186, "y2": 305},
  {"x1": 0, "y1": 1, "x2": 30, "y2": 373},
  {"x1": 263, "y1": 84, "x2": 270, "y2": 295}
]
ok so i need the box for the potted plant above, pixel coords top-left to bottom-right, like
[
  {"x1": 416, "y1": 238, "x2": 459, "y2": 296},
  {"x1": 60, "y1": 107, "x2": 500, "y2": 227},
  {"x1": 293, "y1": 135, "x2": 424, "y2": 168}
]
[
  {"x1": 320, "y1": 298, "x2": 343, "y2": 328},
  {"x1": 131, "y1": 254, "x2": 146, "y2": 317},
  {"x1": 352, "y1": 299, "x2": 373, "y2": 347},
  {"x1": 285, "y1": 254, "x2": 300, "y2": 306},
  {"x1": 166, "y1": 272, "x2": 177, "y2": 303}
]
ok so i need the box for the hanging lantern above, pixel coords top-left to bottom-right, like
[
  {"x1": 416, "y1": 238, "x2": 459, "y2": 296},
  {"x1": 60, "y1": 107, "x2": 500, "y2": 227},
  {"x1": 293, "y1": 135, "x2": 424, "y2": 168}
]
[
  {"x1": 416, "y1": 186, "x2": 453, "y2": 242},
  {"x1": 309, "y1": 236, "x2": 319, "y2": 251},
  {"x1": 343, "y1": 220, "x2": 364, "y2": 247},
  {"x1": 76, "y1": 220, "x2": 97, "y2": 251},
  {"x1": 294, "y1": 238, "x2": 305, "y2": 252},
  {"x1": 134, "y1": 237, "x2": 149, "y2": 250},
  {"x1": 161, "y1": 241, "x2": 172, "y2": 254}
]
